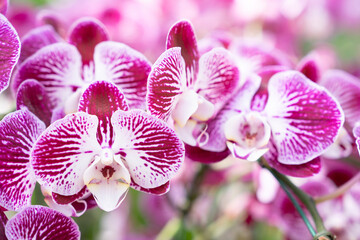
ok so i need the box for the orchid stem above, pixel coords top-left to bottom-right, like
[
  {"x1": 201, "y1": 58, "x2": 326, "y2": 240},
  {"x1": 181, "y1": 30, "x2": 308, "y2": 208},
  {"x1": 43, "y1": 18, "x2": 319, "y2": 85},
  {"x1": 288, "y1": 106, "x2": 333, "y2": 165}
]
[
  {"x1": 269, "y1": 167, "x2": 316, "y2": 237},
  {"x1": 181, "y1": 164, "x2": 209, "y2": 218},
  {"x1": 259, "y1": 158, "x2": 335, "y2": 240},
  {"x1": 315, "y1": 171, "x2": 360, "y2": 204}
]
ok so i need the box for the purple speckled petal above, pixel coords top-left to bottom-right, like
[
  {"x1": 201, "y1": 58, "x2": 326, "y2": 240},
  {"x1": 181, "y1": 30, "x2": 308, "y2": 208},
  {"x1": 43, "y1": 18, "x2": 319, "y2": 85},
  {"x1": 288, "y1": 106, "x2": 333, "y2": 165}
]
[
  {"x1": 5, "y1": 206, "x2": 80, "y2": 240},
  {"x1": 147, "y1": 47, "x2": 185, "y2": 121},
  {"x1": 264, "y1": 71, "x2": 344, "y2": 165},
  {"x1": 13, "y1": 42, "x2": 83, "y2": 108},
  {"x1": 0, "y1": 0, "x2": 8, "y2": 15},
  {"x1": 319, "y1": 70, "x2": 360, "y2": 128},
  {"x1": 16, "y1": 79, "x2": 54, "y2": 126},
  {"x1": 31, "y1": 112, "x2": 101, "y2": 196},
  {"x1": 19, "y1": 25, "x2": 62, "y2": 64},
  {"x1": 112, "y1": 109, "x2": 185, "y2": 189},
  {"x1": 68, "y1": 17, "x2": 109, "y2": 65},
  {"x1": 79, "y1": 81, "x2": 129, "y2": 147},
  {"x1": 166, "y1": 20, "x2": 199, "y2": 86},
  {"x1": 195, "y1": 48, "x2": 240, "y2": 113},
  {"x1": 93, "y1": 41, "x2": 151, "y2": 109},
  {"x1": 0, "y1": 14, "x2": 20, "y2": 94},
  {"x1": 0, "y1": 109, "x2": 45, "y2": 211},
  {"x1": 265, "y1": 140, "x2": 322, "y2": 177}
]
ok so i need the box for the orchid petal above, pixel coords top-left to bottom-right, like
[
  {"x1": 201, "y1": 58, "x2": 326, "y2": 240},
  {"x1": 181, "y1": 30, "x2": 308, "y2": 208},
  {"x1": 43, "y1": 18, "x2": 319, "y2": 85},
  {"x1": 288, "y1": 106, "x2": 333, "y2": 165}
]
[
  {"x1": 112, "y1": 110, "x2": 184, "y2": 189},
  {"x1": 265, "y1": 71, "x2": 344, "y2": 165},
  {"x1": 0, "y1": 109, "x2": 45, "y2": 211},
  {"x1": 353, "y1": 122, "x2": 360, "y2": 155},
  {"x1": 31, "y1": 112, "x2": 101, "y2": 195},
  {"x1": 166, "y1": 20, "x2": 199, "y2": 85},
  {"x1": 0, "y1": 14, "x2": 20, "y2": 94},
  {"x1": 265, "y1": 140, "x2": 322, "y2": 177},
  {"x1": 5, "y1": 206, "x2": 80, "y2": 240},
  {"x1": 83, "y1": 156, "x2": 130, "y2": 212},
  {"x1": 130, "y1": 181, "x2": 170, "y2": 195},
  {"x1": 196, "y1": 48, "x2": 240, "y2": 112},
  {"x1": 147, "y1": 47, "x2": 185, "y2": 121},
  {"x1": 16, "y1": 79, "x2": 54, "y2": 126},
  {"x1": 19, "y1": 25, "x2": 62, "y2": 64},
  {"x1": 68, "y1": 17, "x2": 109, "y2": 65},
  {"x1": 319, "y1": 69, "x2": 360, "y2": 128},
  {"x1": 94, "y1": 41, "x2": 151, "y2": 109},
  {"x1": 52, "y1": 186, "x2": 88, "y2": 205},
  {"x1": 13, "y1": 43, "x2": 83, "y2": 108},
  {"x1": 197, "y1": 76, "x2": 261, "y2": 152},
  {"x1": 297, "y1": 56, "x2": 320, "y2": 82},
  {"x1": 79, "y1": 81, "x2": 128, "y2": 147},
  {"x1": 185, "y1": 144, "x2": 230, "y2": 163}
]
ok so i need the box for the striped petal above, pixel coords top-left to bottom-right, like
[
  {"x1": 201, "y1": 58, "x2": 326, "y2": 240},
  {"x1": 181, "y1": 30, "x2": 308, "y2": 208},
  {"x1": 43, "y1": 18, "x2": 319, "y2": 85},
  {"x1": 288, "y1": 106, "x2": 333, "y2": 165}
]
[
  {"x1": 19, "y1": 25, "x2": 62, "y2": 64},
  {"x1": 68, "y1": 17, "x2": 109, "y2": 65},
  {"x1": 0, "y1": 109, "x2": 45, "y2": 211},
  {"x1": 166, "y1": 20, "x2": 199, "y2": 86},
  {"x1": 79, "y1": 81, "x2": 129, "y2": 147},
  {"x1": 147, "y1": 47, "x2": 185, "y2": 121},
  {"x1": 111, "y1": 110, "x2": 185, "y2": 189},
  {"x1": 0, "y1": 14, "x2": 20, "y2": 94},
  {"x1": 31, "y1": 112, "x2": 101, "y2": 196},
  {"x1": 93, "y1": 41, "x2": 151, "y2": 109},
  {"x1": 5, "y1": 206, "x2": 80, "y2": 240},
  {"x1": 13, "y1": 43, "x2": 83, "y2": 108},
  {"x1": 195, "y1": 48, "x2": 240, "y2": 113},
  {"x1": 16, "y1": 79, "x2": 54, "y2": 126},
  {"x1": 264, "y1": 71, "x2": 344, "y2": 165},
  {"x1": 319, "y1": 70, "x2": 360, "y2": 128}
]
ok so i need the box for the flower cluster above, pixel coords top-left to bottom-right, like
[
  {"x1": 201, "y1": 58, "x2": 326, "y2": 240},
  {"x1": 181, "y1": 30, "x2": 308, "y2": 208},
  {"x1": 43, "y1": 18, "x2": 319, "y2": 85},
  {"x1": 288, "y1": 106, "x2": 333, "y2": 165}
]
[{"x1": 1, "y1": 0, "x2": 360, "y2": 239}]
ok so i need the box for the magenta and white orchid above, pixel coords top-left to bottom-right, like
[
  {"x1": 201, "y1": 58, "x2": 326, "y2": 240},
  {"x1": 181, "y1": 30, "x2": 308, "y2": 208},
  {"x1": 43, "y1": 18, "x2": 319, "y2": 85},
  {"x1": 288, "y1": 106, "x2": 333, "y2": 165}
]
[
  {"x1": 30, "y1": 81, "x2": 185, "y2": 212},
  {"x1": 13, "y1": 18, "x2": 151, "y2": 118},
  {"x1": 147, "y1": 20, "x2": 240, "y2": 130}
]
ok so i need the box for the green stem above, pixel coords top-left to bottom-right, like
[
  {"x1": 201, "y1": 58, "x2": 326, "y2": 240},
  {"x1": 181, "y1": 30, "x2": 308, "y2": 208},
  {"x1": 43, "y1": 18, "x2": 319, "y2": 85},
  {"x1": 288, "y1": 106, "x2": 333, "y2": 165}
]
[
  {"x1": 181, "y1": 164, "x2": 209, "y2": 218},
  {"x1": 269, "y1": 168, "x2": 316, "y2": 237},
  {"x1": 260, "y1": 159, "x2": 335, "y2": 240}
]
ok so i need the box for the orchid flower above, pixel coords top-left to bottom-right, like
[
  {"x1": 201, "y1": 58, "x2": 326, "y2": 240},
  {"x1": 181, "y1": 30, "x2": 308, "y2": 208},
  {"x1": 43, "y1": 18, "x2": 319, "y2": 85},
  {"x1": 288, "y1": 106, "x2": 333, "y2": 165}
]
[
  {"x1": 181, "y1": 70, "x2": 343, "y2": 176},
  {"x1": 0, "y1": 13, "x2": 20, "y2": 94},
  {"x1": 1, "y1": 206, "x2": 80, "y2": 240},
  {"x1": 30, "y1": 81, "x2": 185, "y2": 212},
  {"x1": 147, "y1": 20, "x2": 240, "y2": 130},
  {"x1": 13, "y1": 17, "x2": 151, "y2": 118}
]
